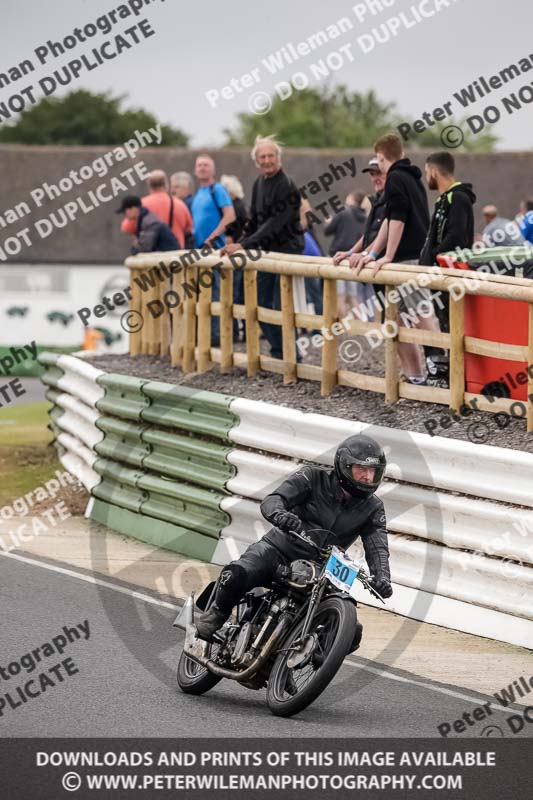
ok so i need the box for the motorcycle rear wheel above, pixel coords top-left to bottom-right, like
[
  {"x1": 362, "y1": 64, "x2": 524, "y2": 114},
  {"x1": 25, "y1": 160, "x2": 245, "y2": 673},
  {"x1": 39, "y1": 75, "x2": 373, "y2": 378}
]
[
  {"x1": 176, "y1": 597, "x2": 223, "y2": 695},
  {"x1": 176, "y1": 645, "x2": 222, "y2": 695},
  {"x1": 266, "y1": 596, "x2": 357, "y2": 717}
]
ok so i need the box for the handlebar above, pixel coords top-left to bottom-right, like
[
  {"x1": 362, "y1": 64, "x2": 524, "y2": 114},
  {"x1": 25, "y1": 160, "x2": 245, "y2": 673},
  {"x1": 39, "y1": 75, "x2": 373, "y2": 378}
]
[
  {"x1": 287, "y1": 527, "x2": 387, "y2": 603},
  {"x1": 287, "y1": 528, "x2": 331, "y2": 558}
]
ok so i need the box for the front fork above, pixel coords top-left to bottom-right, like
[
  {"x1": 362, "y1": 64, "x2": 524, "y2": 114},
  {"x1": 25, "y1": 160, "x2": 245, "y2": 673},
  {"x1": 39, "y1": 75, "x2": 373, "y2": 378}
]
[{"x1": 298, "y1": 575, "x2": 327, "y2": 643}]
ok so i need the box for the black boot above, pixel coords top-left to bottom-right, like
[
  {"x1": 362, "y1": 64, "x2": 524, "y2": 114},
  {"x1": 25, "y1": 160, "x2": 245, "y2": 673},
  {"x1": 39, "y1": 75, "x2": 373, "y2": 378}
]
[{"x1": 196, "y1": 604, "x2": 230, "y2": 641}]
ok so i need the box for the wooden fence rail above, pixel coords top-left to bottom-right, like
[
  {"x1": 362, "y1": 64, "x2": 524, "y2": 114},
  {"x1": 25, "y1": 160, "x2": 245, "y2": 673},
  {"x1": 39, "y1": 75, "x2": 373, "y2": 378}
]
[{"x1": 126, "y1": 251, "x2": 533, "y2": 432}]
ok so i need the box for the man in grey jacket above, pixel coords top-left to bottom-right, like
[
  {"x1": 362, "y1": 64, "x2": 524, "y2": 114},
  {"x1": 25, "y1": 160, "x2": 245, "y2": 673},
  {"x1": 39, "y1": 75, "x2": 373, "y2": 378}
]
[{"x1": 116, "y1": 195, "x2": 179, "y2": 253}]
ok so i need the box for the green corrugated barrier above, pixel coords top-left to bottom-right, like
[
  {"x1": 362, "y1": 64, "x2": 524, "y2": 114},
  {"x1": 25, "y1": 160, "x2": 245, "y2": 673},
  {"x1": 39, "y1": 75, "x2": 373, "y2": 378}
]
[
  {"x1": 141, "y1": 381, "x2": 237, "y2": 440},
  {"x1": 38, "y1": 354, "x2": 240, "y2": 560},
  {"x1": 90, "y1": 498, "x2": 219, "y2": 561},
  {"x1": 96, "y1": 374, "x2": 150, "y2": 420}
]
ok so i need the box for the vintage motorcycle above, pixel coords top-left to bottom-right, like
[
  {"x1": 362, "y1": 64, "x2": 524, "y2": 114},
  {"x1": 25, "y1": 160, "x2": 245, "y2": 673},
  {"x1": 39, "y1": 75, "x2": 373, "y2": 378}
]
[{"x1": 174, "y1": 528, "x2": 385, "y2": 717}]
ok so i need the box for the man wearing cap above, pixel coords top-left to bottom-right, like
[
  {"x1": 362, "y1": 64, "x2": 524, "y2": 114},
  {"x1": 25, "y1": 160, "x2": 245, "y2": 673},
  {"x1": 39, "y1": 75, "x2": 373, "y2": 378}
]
[
  {"x1": 116, "y1": 195, "x2": 179, "y2": 254},
  {"x1": 332, "y1": 157, "x2": 387, "y2": 315},
  {"x1": 333, "y1": 157, "x2": 386, "y2": 266}
]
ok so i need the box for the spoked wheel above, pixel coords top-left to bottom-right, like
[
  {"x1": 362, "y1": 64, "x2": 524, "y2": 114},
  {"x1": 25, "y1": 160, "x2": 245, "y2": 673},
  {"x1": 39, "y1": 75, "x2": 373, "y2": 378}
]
[
  {"x1": 266, "y1": 596, "x2": 357, "y2": 717},
  {"x1": 177, "y1": 596, "x2": 223, "y2": 695},
  {"x1": 177, "y1": 641, "x2": 222, "y2": 695}
]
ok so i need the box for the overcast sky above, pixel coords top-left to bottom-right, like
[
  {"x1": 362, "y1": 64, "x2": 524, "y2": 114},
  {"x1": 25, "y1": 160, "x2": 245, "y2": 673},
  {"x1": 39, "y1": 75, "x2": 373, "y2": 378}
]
[{"x1": 2, "y1": 0, "x2": 532, "y2": 150}]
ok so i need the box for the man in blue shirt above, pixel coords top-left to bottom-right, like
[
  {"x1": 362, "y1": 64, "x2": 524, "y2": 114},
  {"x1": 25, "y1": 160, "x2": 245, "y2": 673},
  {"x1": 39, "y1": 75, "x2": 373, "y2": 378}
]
[{"x1": 191, "y1": 155, "x2": 235, "y2": 345}]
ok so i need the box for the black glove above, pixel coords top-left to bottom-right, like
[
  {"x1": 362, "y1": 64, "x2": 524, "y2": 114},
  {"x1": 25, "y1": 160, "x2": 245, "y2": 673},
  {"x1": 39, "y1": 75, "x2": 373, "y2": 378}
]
[
  {"x1": 272, "y1": 510, "x2": 303, "y2": 534},
  {"x1": 370, "y1": 576, "x2": 393, "y2": 599}
]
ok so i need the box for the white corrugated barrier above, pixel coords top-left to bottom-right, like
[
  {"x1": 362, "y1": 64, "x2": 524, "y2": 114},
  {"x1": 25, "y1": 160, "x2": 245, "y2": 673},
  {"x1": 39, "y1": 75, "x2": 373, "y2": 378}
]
[{"x1": 39, "y1": 354, "x2": 533, "y2": 649}]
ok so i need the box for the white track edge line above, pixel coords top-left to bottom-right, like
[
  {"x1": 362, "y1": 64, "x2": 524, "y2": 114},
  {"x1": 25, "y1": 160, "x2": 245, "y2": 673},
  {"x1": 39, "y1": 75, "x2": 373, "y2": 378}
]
[{"x1": 1, "y1": 549, "x2": 519, "y2": 715}]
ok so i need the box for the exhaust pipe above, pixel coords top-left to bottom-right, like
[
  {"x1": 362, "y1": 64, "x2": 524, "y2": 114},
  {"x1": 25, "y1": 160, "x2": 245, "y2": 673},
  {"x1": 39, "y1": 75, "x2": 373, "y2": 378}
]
[
  {"x1": 173, "y1": 593, "x2": 195, "y2": 631},
  {"x1": 186, "y1": 616, "x2": 288, "y2": 682}
]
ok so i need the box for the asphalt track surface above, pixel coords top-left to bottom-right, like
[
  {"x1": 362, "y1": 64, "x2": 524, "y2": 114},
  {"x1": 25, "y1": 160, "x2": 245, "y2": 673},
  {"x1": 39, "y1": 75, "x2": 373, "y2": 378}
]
[{"x1": 1, "y1": 552, "x2": 530, "y2": 739}]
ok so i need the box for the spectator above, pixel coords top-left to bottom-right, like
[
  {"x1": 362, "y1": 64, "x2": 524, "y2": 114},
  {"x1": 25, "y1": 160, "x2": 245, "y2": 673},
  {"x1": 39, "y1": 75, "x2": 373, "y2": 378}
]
[
  {"x1": 325, "y1": 190, "x2": 367, "y2": 257},
  {"x1": 420, "y1": 151, "x2": 476, "y2": 385},
  {"x1": 346, "y1": 190, "x2": 372, "y2": 216},
  {"x1": 353, "y1": 134, "x2": 438, "y2": 385},
  {"x1": 518, "y1": 198, "x2": 533, "y2": 245},
  {"x1": 121, "y1": 169, "x2": 192, "y2": 248},
  {"x1": 222, "y1": 135, "x2": 304, "y2": 360},
  {"x1": 326, "y1": 191, "x2": 367, "y2": 317},
  {"x1": 192, "y1": 154, "x2": 236, "y2": 347},
  {"x1": 220, "y1": 174, "x2": 249, "y2": 341},
  {"x1": 191, "y1": 155, "x2": 235, "y2": 249},
  {"x1": 482, "y1": 205, "x2": 524, "y2": 247},
  {"x1": 220, "y1": 175, "x2": 249, "y2": 242},
  {"x1": 300, "y1": 198, "x2": 323, "y2": 317},
  {"x1": 116, "y1": 195, "x2": 179, "y2": 254},
  {"x1": 170, "y1": 171, "x2": 194, "y2": 212},
  {"x1": 333, "y1": 159, "x2": 387, "y2": 319}
]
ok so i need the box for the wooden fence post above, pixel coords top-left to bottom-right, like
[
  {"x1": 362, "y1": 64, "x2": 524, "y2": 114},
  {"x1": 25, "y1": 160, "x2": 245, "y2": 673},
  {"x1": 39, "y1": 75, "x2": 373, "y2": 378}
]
[
  {"x1": 321, "y1": 278, "x2": 337, "y2": 396},
  {"x1": 158, "y1": 272, "x2": 171, "y2": 357},
  {"x1": 182, "y1": 265, "x2": 197, "y2": 373},
  {"x1": 280, "y1": 274, "x2": 297, "y2": 384},
  {"x1": 197, "y1": 267, "x2": 212, "y2": 373},
  {"x1": 220, "y1": 266, "x2": 234, "y2": 374},
  {"x1": 244, "y1": 269, "x2": 260, "y2": 377},
  {"x1": 129, "y1": 269, "x2": 142, "y2": 357},
  {"x1": 449, "y1": 294, "x2": 465, "y2": 413},
  {"x1": 384, "y1": 284, "x2": 400, "y2": 403}
]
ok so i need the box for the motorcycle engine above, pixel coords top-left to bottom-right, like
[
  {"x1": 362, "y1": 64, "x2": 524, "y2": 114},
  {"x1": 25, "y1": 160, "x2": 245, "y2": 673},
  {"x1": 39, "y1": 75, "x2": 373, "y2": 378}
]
[
  {"x1": 230, "y1": 622, "x2": 253, "y2": 666},
  {"x1": 287, "y1": 559, "x2": 317, "y2": 589}
]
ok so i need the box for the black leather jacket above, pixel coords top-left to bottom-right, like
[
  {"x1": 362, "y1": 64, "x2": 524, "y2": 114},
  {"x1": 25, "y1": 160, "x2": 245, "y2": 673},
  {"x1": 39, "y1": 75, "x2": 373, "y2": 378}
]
[{"x1": 260, "y1": 465, "x2": 391, "y2": 582}]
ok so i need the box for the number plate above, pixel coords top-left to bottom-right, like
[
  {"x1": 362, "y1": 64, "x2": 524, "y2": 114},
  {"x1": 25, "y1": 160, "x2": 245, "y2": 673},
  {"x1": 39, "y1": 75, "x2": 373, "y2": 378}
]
[{"x1": 325, "y1": 547, "x2": 359, "y2": 592}]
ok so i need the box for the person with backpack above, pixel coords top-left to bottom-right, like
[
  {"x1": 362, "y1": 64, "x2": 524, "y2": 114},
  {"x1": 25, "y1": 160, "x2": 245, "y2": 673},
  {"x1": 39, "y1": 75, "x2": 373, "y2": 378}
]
[
  {"x1": 191, "y1": 155, "x2": 236, "y2": 346},
  {"x1": 120, "y1": 170, "x2": 192, "y2": 248},
  {"x1": 116, "y1": 195, "x2": 179, "y2": 254}
]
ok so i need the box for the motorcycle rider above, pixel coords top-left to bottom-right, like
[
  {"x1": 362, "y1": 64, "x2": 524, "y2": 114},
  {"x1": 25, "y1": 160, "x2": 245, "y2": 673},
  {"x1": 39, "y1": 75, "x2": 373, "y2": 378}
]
[{"x1": 196, "y1": 434, "x2": 392, "y2": 641}]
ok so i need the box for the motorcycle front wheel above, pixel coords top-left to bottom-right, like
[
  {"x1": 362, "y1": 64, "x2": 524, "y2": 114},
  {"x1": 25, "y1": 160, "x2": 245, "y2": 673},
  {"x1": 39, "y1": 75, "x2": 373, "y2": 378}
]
[{"x1": 266, "y1": 596, "x2": 357, "y2": 717}]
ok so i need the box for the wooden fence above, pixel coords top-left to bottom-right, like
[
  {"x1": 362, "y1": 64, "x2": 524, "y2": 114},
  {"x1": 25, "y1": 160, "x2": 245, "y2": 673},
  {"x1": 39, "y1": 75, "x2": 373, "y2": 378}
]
[{"x1": 125, "y1": 250, "x2": 533, "y2": 432}]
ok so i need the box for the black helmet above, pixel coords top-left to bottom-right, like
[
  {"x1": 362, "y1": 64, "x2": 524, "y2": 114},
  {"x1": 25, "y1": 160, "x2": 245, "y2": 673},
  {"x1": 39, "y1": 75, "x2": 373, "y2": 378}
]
[{"x1": 334, "y1": 434, "x2": 386, "y2": 497}]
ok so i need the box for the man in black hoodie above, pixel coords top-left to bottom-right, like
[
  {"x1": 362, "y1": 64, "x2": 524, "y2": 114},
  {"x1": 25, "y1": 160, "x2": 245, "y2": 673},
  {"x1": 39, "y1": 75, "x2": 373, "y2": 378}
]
[
  {"x1": 420, "y1": 151, "x2": 476, "y2": 383},
  {"x1": 353, "y1": 134, "x2": 439, "y2": 384}
]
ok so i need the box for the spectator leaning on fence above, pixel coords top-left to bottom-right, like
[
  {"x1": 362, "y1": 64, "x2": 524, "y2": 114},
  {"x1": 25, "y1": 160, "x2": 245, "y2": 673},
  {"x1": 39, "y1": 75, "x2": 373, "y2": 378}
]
[
  {"x1": 222, "y1": 135, "x2": 304, "y2": 360},
  {"x1": 333, "y1": 158, "x2": 387, "y2": 320},
  {"x1": 117, "y1": 195, "x2": 179, "y2": 254},
  {"x1": 419, "y1": 151, "x2": 476, "y2": 385},
  {"x1": 192, "y1": 154, "x2": 236, "y2": 347},
  {"x1": 170, "y1": 171, "x2": 195, "y2": 213},
  {"x1": 120, "y1": 169, "x2": 193, "y2": 248},
  {"x1": 352, "y1": 134, "x2": 440, "y2": 386}
]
